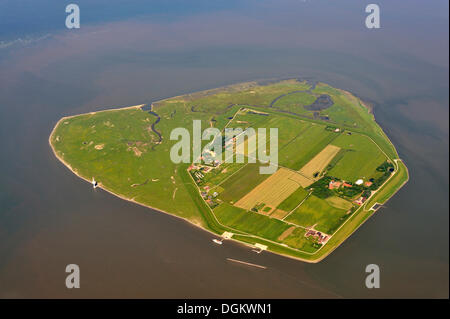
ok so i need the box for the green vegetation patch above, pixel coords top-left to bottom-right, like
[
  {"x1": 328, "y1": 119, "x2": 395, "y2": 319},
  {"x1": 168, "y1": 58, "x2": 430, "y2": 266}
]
[
  {"x1": 309, "y1": 176, "x2": 334, "y2": 199},
  {"x1": 214, "y1": 203, "x2": 291, "y2": 241},
  {"x1": 276, "y1": 187, "x2": 309, "y2": 212},
  {"x1": 201, "y1": 162, "x2": 246, "y2": 187},
  {"x1": 188, "y1": 79, "x2": 310, "y2": 114},
  {"x1": 226, "y1": 108, "x2": 272, "y2": 130},
  {"x1": 328, "y1": 133, "x2": 387, "y2": 182},
  {"x1": 278, "y1": 124, "x2": 339, "y2": 170},
  {"x1": 325, "y1": 196, "x2": 354, "y2": 210},
  {"x1": 366, "y1": 160, "x2": 408, "y2": 207},
  {"x1": 285, "y1": 195, "x2": 348, "y2": 234},
  {"x1": 272, "y1": 91, "x2": 317, "y2": 114},
  {"x1": 219, "y1": 163, "x2": 269, "y2": 203},
  {"x1": 280, "y1": 228, "x2": 320, "y2": 253}
]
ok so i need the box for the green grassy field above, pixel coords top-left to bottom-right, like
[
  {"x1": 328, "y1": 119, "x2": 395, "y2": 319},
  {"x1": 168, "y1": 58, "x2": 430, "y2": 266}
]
[
  {"x1": 272, "y1": 91, "x2": 317, "y2": 114},
  {"x1": 214, "y1": 203, "x2": 291, "y2": 241},
  {"x1": 201, "y1": 162, "x2": 246, "y2": 188},
  {"x1": 226, "y1": 108, "x2": 272, "y2": 130},
  {"x1": 50, "y1": 78, "x2": 408, "y2": 262},
  {"x1": 278, "y1": 124, "x2": 339, "y2": 170},
  {"x1": 218, "y1": 163, "x2": 269, "y2": 203},
  {"x1": 279, "y1": 227, "x2": 319, "y2": 253},
  {"x1": 325, "y1": 196, "x2": 354, "y2": 210},
  {"x1": 328, "y1": 133, "x2": 388, "y2": 182},
  {"x1": 285, "y1": 195, "x2": 349, "y2": 234},
  {"x1": 276, "y1": 187, "x2": 309, "y2": 212}
]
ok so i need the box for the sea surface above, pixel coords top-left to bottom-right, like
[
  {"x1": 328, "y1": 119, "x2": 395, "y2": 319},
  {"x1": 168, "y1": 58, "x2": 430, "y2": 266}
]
[{"x1": 0, "y1": 0, "x2": 448, "y2": 298}]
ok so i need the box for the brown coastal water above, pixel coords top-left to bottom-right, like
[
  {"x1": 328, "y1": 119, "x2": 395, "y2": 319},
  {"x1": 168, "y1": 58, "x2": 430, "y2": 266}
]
[{"x1": 0, "y1": 0, "x2": 448, "y2": 298}]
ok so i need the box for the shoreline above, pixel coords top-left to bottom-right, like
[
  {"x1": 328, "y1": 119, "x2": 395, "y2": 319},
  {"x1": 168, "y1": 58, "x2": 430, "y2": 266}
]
[
  {"x1": 49, "y1": 114, "x2": 305, "y2": 261},
  {"x1": 48, "y1": 113, "x2": 323, "y2": 263},
  {"x1": 48, "y1": 80, "x2": 408, "y2": 263}
]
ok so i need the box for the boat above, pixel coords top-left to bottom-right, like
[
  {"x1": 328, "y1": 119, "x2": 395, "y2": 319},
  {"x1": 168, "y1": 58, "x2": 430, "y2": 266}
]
[{"x1": 212, "y1": 239, "x2": 223, "y2": 245}]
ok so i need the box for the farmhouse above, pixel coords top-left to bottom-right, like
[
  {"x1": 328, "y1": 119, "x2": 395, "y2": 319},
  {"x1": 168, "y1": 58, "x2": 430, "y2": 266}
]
[
  {"x1": 187, "y1": 164, "x2": 200, "y2": 171},
  {"x1": 328, "y1": 180, "x2": 342, "y2": 189},
  {"x1": 305, "y1": 229, "x2": 329, "y2": 244},
  {"x1": 328, "y1": 180, "x2": 352, "y2": 189},
  {"x1": 353, "y1": 196, "x2": 367, "y2": 206},
  {"x1": 342, "y1": 182, "x2": 353, "y2": 188}
]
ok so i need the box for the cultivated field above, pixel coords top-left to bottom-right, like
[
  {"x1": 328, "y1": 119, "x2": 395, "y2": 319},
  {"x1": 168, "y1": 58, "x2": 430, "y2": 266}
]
[
  {"x1": 234, "y1": 168, "x2": 307, "y2": 214},
  {"x1": 270, "y1": 209, "x2": 290, "y2": 219},
  {"x1": 276, "y1": 187, "x2": 309, "y2": 212},
  {"x1": 219, "y1": 163, "x2": 269, "y2": 203},
  {"x1": 278, "y1": 124, "x2": 338, "y2": 170},
  {"x1": 299, "y1": 144, "x2": 341, "y2": 179}
]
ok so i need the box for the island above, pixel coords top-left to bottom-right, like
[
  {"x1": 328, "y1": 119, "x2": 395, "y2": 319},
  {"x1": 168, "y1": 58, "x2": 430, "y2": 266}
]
[{"x1": 49, "y1": 79, "x2": 409, "y2": 262}]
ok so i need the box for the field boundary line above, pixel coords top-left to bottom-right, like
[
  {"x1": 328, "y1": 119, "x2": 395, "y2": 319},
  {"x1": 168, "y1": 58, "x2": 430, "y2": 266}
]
[
  {"x1": 186, "y1": 164, "x2": 320, "y2": 256},
  {"x1": 282, "y1": 192, "x2": 312, "y2": 221},
  {"x1": 214, "y1": 163, "x2": 249, "y2": 188}
]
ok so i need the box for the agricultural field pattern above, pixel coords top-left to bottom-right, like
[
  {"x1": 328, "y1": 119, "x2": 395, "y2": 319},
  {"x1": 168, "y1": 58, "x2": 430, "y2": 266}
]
[{"x1": 49, "y1": 79, "x2": 409, "y2": 262}]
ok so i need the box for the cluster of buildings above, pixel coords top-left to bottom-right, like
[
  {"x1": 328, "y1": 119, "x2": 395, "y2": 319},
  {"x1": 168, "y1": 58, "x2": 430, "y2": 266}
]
[
  {"x1": 200, "y1": 186, "x2": 219, "y2": 208},
  {"x1": 200, "y1": 149, "x2": 221, "y2": 167},
  {"x1": 328, "y1": 180, "x2": 352, "y2": 190},
  {"x1": 188, "y1": 164, "x2": 215, "y2": 184},
  {"x1": 192, "y1": 170, "x2": 204, "y2": 183},
  {"x1": 355, "y1": 179, "x2": 372, "y2": 187},
  {"x1": 328, "y1": 179, "x2": 373, "y2": 190},
  {"x1": 328, "y1": 178, "x2": 374, "y2": 206},
  {"x1": 305, "y1": 229, "x2": 329, "y2": 244},
  {"x1": 188, "y1": 164, "x2": 213, "y2": 173}
]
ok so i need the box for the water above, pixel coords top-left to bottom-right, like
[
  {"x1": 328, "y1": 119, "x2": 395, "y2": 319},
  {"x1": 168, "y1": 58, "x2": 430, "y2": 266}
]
[{"x1": 0, "y1": 0, "x2": 448, "y2": 298}]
